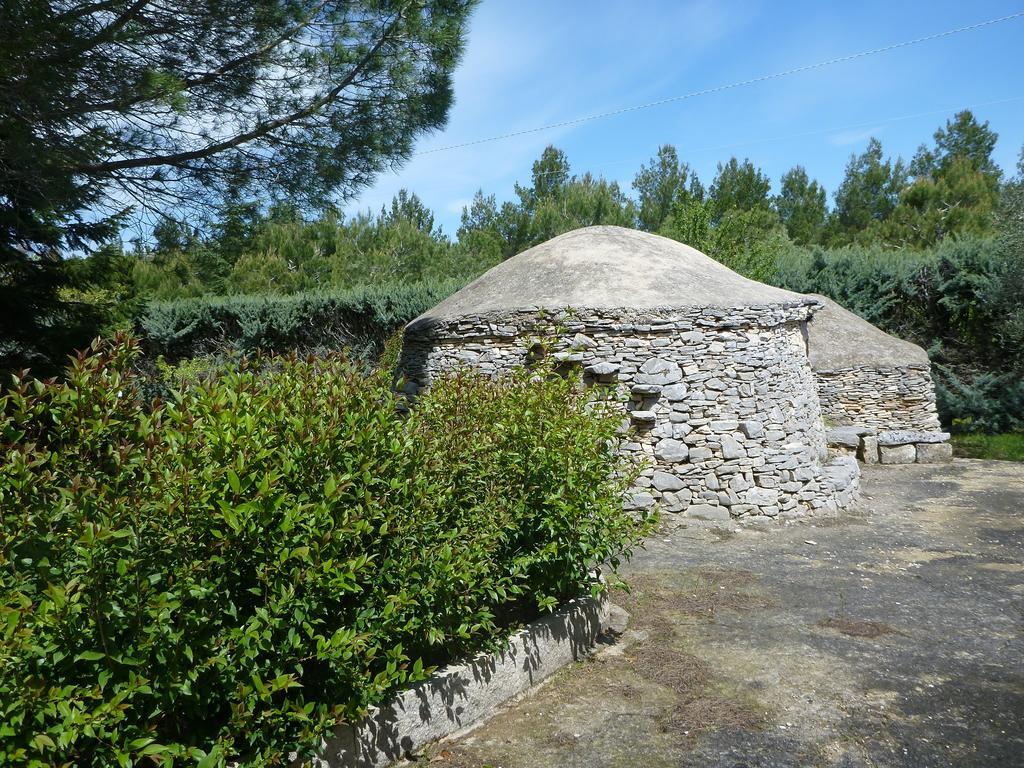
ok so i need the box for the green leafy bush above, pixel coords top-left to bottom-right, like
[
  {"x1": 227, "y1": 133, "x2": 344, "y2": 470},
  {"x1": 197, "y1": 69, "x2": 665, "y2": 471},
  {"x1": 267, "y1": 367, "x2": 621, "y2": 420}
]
[
  {"x1": 137, "y1": 280, "x2": 465, "y2": 364},
  {"x1": 0, "y1": 336, "x2": 647, "y2": 767}
]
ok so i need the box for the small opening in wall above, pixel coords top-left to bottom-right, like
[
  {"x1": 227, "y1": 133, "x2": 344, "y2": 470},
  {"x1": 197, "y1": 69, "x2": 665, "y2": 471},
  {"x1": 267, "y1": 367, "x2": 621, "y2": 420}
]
[{"x1": 526, "y1": 342, "x2": 546, "y2": 368}]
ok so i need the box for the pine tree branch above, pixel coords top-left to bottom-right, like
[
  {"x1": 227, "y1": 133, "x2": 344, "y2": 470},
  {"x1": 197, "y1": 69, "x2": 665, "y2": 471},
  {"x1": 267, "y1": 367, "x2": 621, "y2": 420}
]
[{"x1": 76, "y1": 7, "x2": 406, "y2": 175}]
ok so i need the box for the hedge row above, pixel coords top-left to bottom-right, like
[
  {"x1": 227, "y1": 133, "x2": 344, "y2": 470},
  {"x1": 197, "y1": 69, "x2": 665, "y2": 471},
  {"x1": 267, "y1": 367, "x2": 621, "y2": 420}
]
[
  {"x1": 0, "y1": 336, "x2": 649, "y2": 767},
  {"x1": 774, "y1": 235, "x2": 1024, "y2": 432},
  {"x1": 137, "y1": 278, "x2": 465, "y2": 363}
]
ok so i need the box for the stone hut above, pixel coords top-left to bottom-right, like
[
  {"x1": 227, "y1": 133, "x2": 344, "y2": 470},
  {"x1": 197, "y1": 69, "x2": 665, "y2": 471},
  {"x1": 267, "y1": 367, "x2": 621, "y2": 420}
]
[
  {"x1": 806, "y1": 294, "x2": 950, "y2": 464},
  {"x1": 398, "y1": 226, "x2": 858, "y2": 522}
]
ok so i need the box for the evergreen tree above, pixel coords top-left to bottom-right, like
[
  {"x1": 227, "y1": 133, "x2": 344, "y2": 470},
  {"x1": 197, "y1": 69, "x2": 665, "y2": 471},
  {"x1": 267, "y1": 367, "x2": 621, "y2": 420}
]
[
  {"x1": 457, "y1": 190, "x2": 505, "y2": 264},
  {"x1": 881, "y1": 111, "x2": 1001, "y2": 247},
  {"x1": 774, "y1": 166, "x2": 827, "y2": 245},
  {"x1": 707, "y1": 157, "x2": 772, "y2": 223},
  {"x1": 382, "y1": 189, "x2": 437, "y2": 236},
  {"x1": 932, "y1": 110, "x2": 1002, "y2": 183},
  {"x1": 826, "y1": 138, "x2": 907, "y2": 245},
  {"x1": 1, "y1": 0, "x2": 476, "y2": 371},
  {"x1": 516, "y1": 146, "x2": 571, "y2": 211},
  {"x1": 996, "y1": 146, "x2": 1024, "y2": 248},
  {"x1": 659, "y1": 197, "x2": 712, "y2": 252},
  {"x1": 632, "y1": 145, "x2": 703, "y2": 232}
]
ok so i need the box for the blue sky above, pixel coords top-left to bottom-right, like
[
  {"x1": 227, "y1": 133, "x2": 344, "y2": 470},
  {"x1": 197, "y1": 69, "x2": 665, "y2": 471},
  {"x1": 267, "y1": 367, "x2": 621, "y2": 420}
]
[{"x1": 346, "y1": 1, "x2": 1023, "y2": 236}]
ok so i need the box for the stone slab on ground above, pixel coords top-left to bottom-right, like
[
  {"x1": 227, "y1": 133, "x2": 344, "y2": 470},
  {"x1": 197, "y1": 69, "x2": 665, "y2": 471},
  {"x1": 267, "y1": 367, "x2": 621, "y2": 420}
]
[
  {"x1": 429, "y1": 460, "x2": 1024, "y2": 768},
  {"x1": 877, "y1": 430, "x2": 950, "y2": 446}
]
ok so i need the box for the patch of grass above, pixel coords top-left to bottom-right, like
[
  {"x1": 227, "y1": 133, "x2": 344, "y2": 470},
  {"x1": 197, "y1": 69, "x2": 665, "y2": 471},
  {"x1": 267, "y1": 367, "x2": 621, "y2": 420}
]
[{"x1": 951, "y1": 433, "x2": 1024, "y2": 462}]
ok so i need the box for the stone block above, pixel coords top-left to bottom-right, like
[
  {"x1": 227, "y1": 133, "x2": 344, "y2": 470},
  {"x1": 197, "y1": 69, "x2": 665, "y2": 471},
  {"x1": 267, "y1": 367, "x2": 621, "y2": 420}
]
[
  {"x1": 877, "y1": 430, "x2": 950, "y2": 446},
  {"x1": 571, "y1": 333, "x2": 597, "y2": 350},
  {"x1": 826, "y1": 427, "x2": 861, "y2": 449},
  {"x1": 635, "y1": 358, "x2": 683, "y2": 385},
  {"x1": 629, "y1": 410, "x2": 657, "y2": 424},
  {"x1": 686, "y1": 504, "x2": 732, "y2": 521},
  {"x1": 744, "y1": 486, "x2": 779, "y2": 506},
  {"x1": 858, "y1": 436, "x2": 879, "y2": 464},
  {"x1": 879, "y1": 444, "x2": 916, "y2": 464},
  {"x1": 623, "y1": 492, "x2": 655, "y2": 511},
  {"x1": 652, "y1": 471, "x2": 685, "y2": 492},
  {"x1": 915, "y1": 442, "x2": 952, "y2": 463},
  {"x1": 710, "y1": 420, "x2": 739, "y2": 433},
  {"x1": 720, "y1": 435, "x2": 746, "y2": 460},
  {"x1": 661, "y1": 383, "x2": 689, "y2": 401},
  {"x1": 655, "y1": 439, "x2": 689, "y2": 463},
  {"x1": 584, "y1": 362, "x2": 619, "y2": 377},
  {"x1": 631, "y1": 384, "x2": 662, "y2": 396},
  {"x1": 739, "y1": 420, "x2": 764, "y2": 439},
  {"x1": 688, "y1": 446, "x2": 713, "y2": 462}
]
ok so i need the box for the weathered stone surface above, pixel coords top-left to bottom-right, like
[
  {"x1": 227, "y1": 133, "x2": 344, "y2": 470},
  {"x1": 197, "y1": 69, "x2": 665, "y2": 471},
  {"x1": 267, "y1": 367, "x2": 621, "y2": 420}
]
[
  {"x1": 635, "y1": 358, "x2": 682, "y2": 385},
  {"x1": 652, "y1": 471, "x2": 686, "y2": 492},
  {"x1": 572, "y1": 333, "x2": 597, "y2": 350},
  {"x1": 629, "y1": 410, "x2": 657, "y2": 424},
  {"x1": 878, "y1": 430, "x2": 950, "y2": 446},
  {"x1": 916, "y1": 442, "x2": 953, "y2": 463},
  {"x1": 720, "y1": 435, "x2": 746, "y2": 460},
  {"x1": 688, "y1": 446, "x2": 713, "y2": 462},
  {"x1": 686, "y1": 504, "x2": 732, "y2": 521},
  {"x1": 710, "y1": 420, "x2": 739, "y2": 433},
  {"x1": 552, "y1": 352, "x2": 583, "y2": 363},
  {"x1": 623, "y1": 492, "x2": 656, "y2": 510},
  {"x1": 822, "y1": 456, "x2": 859, "y2": 491},
  {"x1": 655, "y1": 439, "x2": 689, "y2": 463},
  {"x1": 745, "y1": 486, "x2": 779, "y2": 506},
  {"x1": 739, "y1": 420, "x2": 764, "y2": 439},
  {"x1": 879, "y1": 444, "x2": 917, "y2": 464},
  {"x1": 826, "y1": 427, "x2": 862, "y2": 449},
  {"x1": 584, "y1": 362, "x2": 619, "y2": 376},
  {"x1": 631, "y1": 383, "x2": 662, "y2": 396},
  {"x1": 859, "y1": 436, "x2": 879, "y2": 464},
  {"x1": 661, "y1": 383, "x2": 689, "y2": 401}
]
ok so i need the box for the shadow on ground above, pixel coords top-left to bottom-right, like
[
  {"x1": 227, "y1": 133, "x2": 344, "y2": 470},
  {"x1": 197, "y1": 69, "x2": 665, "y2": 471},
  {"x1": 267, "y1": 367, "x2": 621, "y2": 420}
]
[{"x1": 426, "y1": 460, "x2": 1024, "y2": 768}]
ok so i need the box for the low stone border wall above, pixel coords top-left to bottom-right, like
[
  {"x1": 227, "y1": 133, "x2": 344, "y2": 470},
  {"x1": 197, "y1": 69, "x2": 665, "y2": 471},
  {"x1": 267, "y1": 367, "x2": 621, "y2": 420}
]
[{"x1": 305, "y1": 595, "x2": 611, "y2": 768}]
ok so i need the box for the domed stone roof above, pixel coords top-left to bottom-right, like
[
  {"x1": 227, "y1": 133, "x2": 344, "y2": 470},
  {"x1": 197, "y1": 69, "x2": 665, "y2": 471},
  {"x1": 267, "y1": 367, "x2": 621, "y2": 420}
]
[
  {"x1": 806, "y1": 294, "x2": 930, "y2": 370},
  {"x1": 410, "y1": 226, "x2": 810, "y2": 325}
]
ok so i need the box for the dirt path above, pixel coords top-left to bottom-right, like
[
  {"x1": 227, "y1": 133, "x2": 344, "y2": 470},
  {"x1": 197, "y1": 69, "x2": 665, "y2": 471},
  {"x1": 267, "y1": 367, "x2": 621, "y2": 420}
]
[{"x1": 428, "y1": 459, "x2": 1024, "y2": 768}]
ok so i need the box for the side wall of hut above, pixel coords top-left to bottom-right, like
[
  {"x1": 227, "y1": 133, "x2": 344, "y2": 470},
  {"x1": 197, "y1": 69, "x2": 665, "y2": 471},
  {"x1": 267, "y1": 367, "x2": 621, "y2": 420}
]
[
  {"x1": 400, "y1": 306, "x2": 857, "y2": 521},
  {"x1": 814, "y1": 365, "x2": 942, "y2": 432}
]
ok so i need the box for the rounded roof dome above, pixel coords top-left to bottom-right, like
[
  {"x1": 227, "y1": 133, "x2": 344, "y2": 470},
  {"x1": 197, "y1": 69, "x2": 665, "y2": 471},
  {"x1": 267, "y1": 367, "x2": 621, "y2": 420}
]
[
  {"x1": 411, "y1": 226, "x2": 809, "y2": 325},
  {"x1": 806, "y1": 294, "x2": 930, "y2": 369}
]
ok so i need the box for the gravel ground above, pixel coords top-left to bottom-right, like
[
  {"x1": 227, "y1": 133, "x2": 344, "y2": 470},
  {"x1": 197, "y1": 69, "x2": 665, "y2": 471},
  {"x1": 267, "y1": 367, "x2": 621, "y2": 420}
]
[{"x1": 425, "y1": 459, "x2": 1024, "y2": 768}]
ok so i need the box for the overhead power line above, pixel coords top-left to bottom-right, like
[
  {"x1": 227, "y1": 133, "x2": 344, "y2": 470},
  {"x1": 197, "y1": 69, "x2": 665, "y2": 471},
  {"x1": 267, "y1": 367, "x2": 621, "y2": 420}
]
[
  {"x1": 523, "y1": 94, "x2": 1024, "y2": 179},
  {"x1": 417, "y1": 10, "x2": 1024, "y2": 156}
]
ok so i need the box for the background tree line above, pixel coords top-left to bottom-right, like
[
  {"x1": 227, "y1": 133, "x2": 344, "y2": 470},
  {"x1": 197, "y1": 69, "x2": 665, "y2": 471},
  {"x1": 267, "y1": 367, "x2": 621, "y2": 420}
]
[
  {"x1": 74, "y1": 109, "x2": 1011, "y2": 302},
  {"x1": 8, "y1": 102, "x2": 1024, "y2": 433}
]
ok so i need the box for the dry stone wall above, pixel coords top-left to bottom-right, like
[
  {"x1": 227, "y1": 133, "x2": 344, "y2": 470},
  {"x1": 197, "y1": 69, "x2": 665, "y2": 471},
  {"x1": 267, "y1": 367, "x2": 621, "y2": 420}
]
[
  {"x1": 400, "y1": 304, "x2": 858, "y2": 523},
  {"x1": 814, "y1": 365, "x2": 942, "y2": 432}
]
